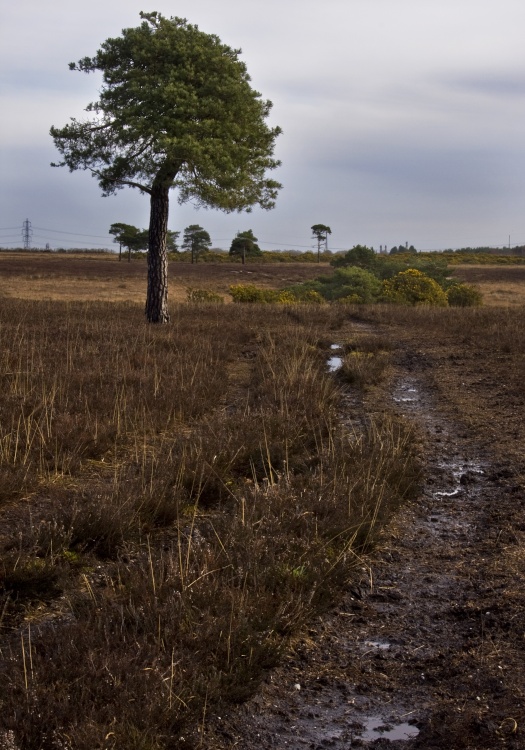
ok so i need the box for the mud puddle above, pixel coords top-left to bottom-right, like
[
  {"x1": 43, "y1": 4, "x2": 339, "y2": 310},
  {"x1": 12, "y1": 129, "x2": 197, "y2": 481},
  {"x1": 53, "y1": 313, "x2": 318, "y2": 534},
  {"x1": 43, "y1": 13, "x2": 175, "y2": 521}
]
[
  {"x1": 360, "y1": 716, "x2": 419, "y2": 742},
  {"x1": 327, "y1": 344, "x2": 343, "y2": 372}
]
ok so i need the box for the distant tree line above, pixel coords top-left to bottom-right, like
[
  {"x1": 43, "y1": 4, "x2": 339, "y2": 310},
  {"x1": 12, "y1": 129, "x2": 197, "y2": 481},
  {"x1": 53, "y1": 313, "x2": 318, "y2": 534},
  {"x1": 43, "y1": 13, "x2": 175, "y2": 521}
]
[
  {"x1": 446, "y1": 246, "x2": 525, "y2": 255},
  {"x1": 109, "y1": 221, "x2": 336, "y2": 264},
  {"x1": 109, "y1": 223, "x2": 179, "y2": 260},
  {"x1": 109, "y1": 223, "x2": 265, "y2": 263}
]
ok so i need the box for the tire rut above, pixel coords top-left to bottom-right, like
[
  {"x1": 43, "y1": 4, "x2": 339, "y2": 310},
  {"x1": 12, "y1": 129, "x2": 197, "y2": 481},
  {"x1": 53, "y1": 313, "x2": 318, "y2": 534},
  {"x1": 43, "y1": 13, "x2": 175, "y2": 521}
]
[{"x1": 205, "y1": 352, "x2": 521, "y2": 749}]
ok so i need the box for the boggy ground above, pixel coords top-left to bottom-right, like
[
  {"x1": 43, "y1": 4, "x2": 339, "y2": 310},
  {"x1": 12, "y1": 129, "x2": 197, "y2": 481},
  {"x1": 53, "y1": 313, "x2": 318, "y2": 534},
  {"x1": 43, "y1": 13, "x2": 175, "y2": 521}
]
[{"x1": 203, "y1": 308, "x2": 525, "y2": 750}]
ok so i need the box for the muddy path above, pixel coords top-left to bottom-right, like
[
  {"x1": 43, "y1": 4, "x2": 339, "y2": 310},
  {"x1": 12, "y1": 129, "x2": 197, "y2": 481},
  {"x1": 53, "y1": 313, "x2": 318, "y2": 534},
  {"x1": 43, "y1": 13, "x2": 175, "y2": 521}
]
[{"x1": 203, "y1": 337, "x2": 525, "y2": 749}]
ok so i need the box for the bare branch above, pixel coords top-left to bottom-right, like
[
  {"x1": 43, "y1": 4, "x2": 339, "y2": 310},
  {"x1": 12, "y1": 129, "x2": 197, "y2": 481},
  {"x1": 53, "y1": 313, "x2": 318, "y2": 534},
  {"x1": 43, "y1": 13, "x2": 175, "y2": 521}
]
[{"x1": 88, "y1": 169, "x2": 152, "y2": 195}]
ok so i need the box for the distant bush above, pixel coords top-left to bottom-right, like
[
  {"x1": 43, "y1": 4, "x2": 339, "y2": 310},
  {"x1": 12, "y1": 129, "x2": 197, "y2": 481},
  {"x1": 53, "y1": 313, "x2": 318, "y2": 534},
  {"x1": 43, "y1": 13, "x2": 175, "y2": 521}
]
[
  {"x1": 390, "y1": 245, "x2": 417, "y2": 255},
  {"x1": 381, "y1": 269, "x2": 448, "y2": 306},
  {"x1": 229, "y1": 284, "x2": 278, "y2": 302},
  {"x1": 373, "y1": 255, "x2": 449, "y2": 285},
  {"x1": 229, "y1": 284, "x2": 325, "y2": 304},
  {"x1": 446, "y1": 283, "x2": 482, "y2": 307},
  {"x1": 331, "y1": 244, "x2": 377, "y2": 270},
  {"x1": 186, "y1": 288, "x2": 224, "y2": 303},
  {"x1": 330, "y1": 246, "x2": 450, "y2": 287},
  {"x1": 443, "y1": 252, "x2": 525, "y2": 265},
  {"x1": 170, "y1": 249, "x2": 231, "y2": 263},
  {"x1": 293, "y1": 289, "x2": 325, "y2": 304},
  {"x1": 259, "y1": 250, "x2": 333, "y2": 264},
  {"x1": 293, "y1": 267, "x2": 382, "y2": 303}
]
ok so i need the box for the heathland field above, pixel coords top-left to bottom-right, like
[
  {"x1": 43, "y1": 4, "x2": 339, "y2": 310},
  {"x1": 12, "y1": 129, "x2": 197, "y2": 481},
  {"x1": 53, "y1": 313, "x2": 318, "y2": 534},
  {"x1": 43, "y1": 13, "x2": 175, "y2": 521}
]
[
  {"x1": 0, "y1": 253, "x2": 327, "y2": 304},
  {"x1": 2, "y1": 251, "x2": 525, "y2": 305},
  {"x1": 0, "y1": 253, "x2": 524, "y2": 750}
]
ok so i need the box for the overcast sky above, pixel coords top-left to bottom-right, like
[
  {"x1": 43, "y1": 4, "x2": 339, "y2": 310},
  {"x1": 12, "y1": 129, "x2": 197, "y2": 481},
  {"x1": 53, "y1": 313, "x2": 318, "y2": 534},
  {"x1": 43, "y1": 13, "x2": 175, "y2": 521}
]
[{"x1": 1, "y1": 0, "x2": 524, "y2": 252}]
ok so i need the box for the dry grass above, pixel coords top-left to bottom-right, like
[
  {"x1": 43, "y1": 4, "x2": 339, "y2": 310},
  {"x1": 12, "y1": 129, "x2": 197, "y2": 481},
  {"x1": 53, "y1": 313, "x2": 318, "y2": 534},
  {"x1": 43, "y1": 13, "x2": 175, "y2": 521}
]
[
  {"x1": 0, "y1": 253, "x2": 329, "y2": 304},
  {"x1": 3, "y1": 252, "x2": 525, "y2": 306},
  {"x1": 451, "y1": 264, "x2": 525, "y2": 306},
  {"x1": 3, "y1": 252, "x2": 525, "y2": 748},
  {"x1": 0, "y1": 298, "x2": 421, "y2": 750}
]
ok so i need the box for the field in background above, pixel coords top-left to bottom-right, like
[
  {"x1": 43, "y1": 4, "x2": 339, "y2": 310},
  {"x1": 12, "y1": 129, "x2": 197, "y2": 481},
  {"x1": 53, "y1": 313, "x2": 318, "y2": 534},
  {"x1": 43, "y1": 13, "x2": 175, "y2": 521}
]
[
  {"x1": 0, "y1": 253, "x2": 329, "y2": 304},
  {"x1": 451, "y1": 264, "x2": 525, "y2": 306},
  {"x1": 1, "y1": 252, "x2": 525, "y2": 305}
]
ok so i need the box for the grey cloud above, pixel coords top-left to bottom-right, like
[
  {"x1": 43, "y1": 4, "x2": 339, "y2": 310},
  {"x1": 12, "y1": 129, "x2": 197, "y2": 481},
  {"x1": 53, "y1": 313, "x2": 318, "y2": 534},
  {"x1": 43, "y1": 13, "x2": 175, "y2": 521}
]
[
  {"x1": 324, "y1": 141, "x2": 522, "y2": 198},
  {"x1": 441, "y1": 71, "x2": 525, "y2": 98},
  {"x1": 3, "y1": 0, "x2": 525, "y2": 253}
]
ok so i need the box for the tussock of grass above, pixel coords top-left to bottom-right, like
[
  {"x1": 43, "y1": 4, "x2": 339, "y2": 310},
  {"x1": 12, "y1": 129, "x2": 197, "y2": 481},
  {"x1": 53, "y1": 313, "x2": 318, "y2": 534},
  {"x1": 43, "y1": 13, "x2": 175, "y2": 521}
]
[{"x1": 0, "y1": 300, "x2": 421, "y2": 749}]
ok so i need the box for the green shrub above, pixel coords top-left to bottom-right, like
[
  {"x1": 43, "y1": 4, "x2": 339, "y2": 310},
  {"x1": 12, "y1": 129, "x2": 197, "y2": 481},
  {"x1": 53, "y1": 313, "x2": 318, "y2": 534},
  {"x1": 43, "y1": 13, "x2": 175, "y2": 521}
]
[
  {"x1": 229, "y1": 285, "x2": 324, "y2": 304},
  {"x1": 289, "y1": 289, "x2": 325, "y2": 304},
  {"x1": 331, "y1": 244, "x2": 377, "y2": 269},
  {"x1": 374, "y1": 255, "x2": 449, "y2": 285},
  {"x1": 229, "y1": 284, "x2": 279, "y2": 302},
  {"x1": 381, "y1": 269, "x2": 448, "y2": 306},
  {"x1": 446, "y1": 283, "x2": 482, "y2": 307},
  {"x1": 329, "y1": 267, "x2": 382, "y2": 302},
  {"x1": 291, "y1": 267, "x2": 382, "y2": 303}
]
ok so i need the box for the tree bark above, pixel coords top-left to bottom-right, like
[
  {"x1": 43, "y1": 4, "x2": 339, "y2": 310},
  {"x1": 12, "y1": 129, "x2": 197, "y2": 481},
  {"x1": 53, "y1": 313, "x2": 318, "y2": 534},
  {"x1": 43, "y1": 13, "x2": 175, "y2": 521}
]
[{"x1": 146, "y1": 184, "x2": 170, "y2": 323}]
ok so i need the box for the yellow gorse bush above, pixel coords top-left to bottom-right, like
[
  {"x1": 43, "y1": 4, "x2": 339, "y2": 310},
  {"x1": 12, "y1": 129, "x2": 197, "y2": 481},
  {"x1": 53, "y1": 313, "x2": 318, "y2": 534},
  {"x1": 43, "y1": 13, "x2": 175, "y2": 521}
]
[{"x1": 381, "y1": 269, "x2": 448, "y2": 306}]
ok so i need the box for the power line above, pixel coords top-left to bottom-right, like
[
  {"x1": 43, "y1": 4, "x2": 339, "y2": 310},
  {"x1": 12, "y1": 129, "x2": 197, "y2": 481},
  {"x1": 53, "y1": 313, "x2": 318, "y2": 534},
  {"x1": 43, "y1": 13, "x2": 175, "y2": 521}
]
[
  {"x1": 32, "y1": 226, "x2": 112, "y2": 239},
  {"x1": 1, "y1": 221, "x2": 523, "y2": 252},
  {"x1": 32, "y1": 236, "x2": 112, "y2": 248}
]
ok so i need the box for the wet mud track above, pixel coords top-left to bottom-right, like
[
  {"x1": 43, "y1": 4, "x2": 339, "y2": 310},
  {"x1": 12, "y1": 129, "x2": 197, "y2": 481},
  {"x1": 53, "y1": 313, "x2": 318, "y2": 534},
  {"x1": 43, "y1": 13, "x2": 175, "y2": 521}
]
[{"x1": 206, "y1": 354, "x2": 525, "y2": 749}]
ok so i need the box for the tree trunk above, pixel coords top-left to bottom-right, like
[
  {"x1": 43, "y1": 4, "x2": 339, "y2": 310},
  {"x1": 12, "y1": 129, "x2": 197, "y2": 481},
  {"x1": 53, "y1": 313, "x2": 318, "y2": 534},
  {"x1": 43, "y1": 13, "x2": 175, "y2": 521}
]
[{"x1": 146, "y1": 184, "x2": 170, "y2": 323}]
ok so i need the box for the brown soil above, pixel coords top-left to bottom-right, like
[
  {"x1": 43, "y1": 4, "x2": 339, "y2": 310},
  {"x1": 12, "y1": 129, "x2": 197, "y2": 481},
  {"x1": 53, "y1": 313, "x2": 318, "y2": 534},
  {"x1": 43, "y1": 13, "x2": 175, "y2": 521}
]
[{"x1": 200, "y1": 318, "x2": 525, "y2": 750}]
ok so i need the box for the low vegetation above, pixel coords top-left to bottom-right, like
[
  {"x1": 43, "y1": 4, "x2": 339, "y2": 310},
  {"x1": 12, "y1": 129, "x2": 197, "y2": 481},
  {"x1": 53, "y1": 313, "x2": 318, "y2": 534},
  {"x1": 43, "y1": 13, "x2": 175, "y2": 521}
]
[
  {"x1": 230, "y1": 249, "x2": 482, "y2": 307},
  {"x1": 1, "y1": 252, "x2": 523, "y2": 748},
  {"x1": 0, "y1": 298, "x2": 421, "y2": 749}
]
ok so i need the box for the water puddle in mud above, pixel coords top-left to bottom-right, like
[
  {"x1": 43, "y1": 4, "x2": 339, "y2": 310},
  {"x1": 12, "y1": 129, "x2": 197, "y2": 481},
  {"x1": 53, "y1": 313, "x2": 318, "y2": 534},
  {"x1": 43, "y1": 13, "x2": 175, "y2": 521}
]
[
  {"x1": 394, "y1": 380, "x2": 486, "y2": 500},
  {"x1": 358, "y1": 716, "x2": 420, "y2": 742},
  {"x1": 327, "y1": 356, "x2": 343, "y2": 372},
  {"x1": 327, "y1": 344, "x2": 343, "y2": 372},
  {"x1": 393, "y1": 377, "x2": 420, "y2": 404},
  {"x1": 393, "y1": 386, "x2": 419, "y2": 403},
  {"x1": 433, "y1": 461, "x2": 485, "y2": 500},
  {"x1": 439, "y1": 460, "x2": 484, "y2": 477},
  {"x1": 363, "y1": 639, "x2": 391, "y2": 651}
]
